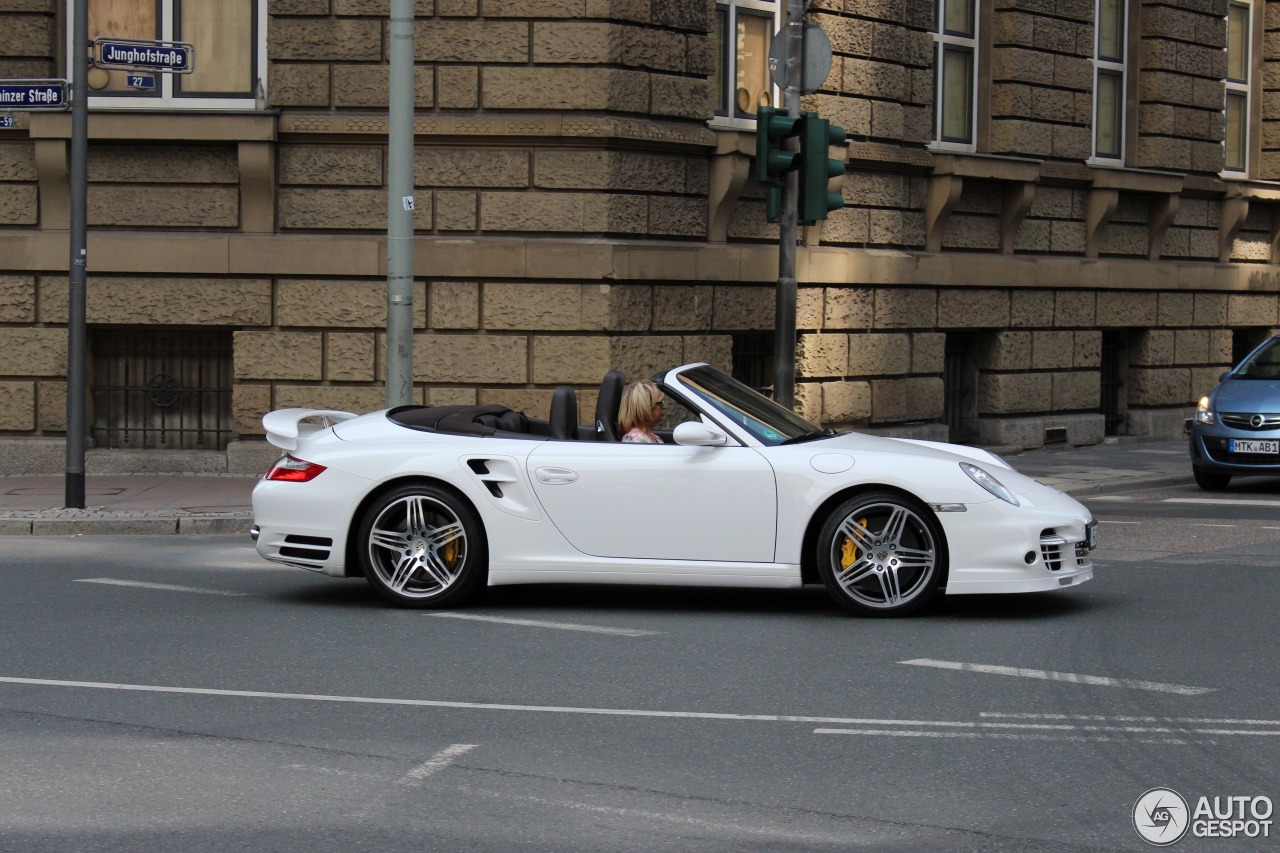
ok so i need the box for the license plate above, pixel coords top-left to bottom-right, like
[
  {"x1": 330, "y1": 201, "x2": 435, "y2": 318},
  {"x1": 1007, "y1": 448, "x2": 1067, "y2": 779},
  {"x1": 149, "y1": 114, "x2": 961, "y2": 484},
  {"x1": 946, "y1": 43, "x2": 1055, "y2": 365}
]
[
  {"x1": 1086, "y1": 522, "x2": 1098, "y2": 550},
  {"x1": 1229, "y1": 439, "x2": 1280, "y2": 454}
]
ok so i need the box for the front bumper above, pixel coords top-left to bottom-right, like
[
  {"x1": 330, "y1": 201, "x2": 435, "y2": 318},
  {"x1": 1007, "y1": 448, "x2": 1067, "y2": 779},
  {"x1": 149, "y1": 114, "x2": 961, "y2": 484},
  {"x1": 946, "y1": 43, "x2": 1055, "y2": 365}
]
[
  {"x1": 1190, "y1": 427, "x2": 1280, "y2": 475},
  {"x1": 940, "y1": 498, "x2": 1096, "y2": 595}
]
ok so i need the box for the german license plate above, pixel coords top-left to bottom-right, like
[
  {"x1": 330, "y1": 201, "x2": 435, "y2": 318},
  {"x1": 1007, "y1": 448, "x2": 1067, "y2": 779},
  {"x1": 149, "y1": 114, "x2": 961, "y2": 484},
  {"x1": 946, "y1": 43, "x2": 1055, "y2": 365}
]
[
  {"x1": 1229, "y1": 439, "x2": 1280, "y2": 454},
  {"x1": 1086, "y1": 521, "x2": 1098, "y2": 550}
]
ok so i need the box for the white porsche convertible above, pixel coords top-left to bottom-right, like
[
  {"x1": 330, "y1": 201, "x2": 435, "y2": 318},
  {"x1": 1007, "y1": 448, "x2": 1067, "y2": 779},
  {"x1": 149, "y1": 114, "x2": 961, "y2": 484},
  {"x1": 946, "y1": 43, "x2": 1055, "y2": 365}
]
[{"x1": 251, "y1": 363, "x2": 1096, "y2": 616}]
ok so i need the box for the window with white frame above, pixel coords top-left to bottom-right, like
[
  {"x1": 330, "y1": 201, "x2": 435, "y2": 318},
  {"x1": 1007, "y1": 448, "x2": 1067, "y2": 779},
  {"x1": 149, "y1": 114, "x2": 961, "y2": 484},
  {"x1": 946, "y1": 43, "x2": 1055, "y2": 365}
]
[
  {"x1": 1224, "y1": 0, "x2": 1252, "y2": 173},
  {"x1": 71, "y1": 0, "x2": 266, "y2": 110},
  {"x1": 712, "y1": 0, "x2": 779, "y2": 126},
  {"x1": 1093, "y1": 0, "x2": 1127, "y2": 161},
  {"x1": 932, "y1": 0, "x2": 977, "y2": 148}
]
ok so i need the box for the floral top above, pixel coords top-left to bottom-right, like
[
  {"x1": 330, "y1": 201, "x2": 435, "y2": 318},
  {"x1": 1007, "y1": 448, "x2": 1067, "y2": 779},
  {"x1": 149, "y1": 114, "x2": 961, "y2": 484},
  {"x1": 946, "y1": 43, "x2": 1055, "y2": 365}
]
[{"x1": 622, "y1": 428, "x2": 662, "y2": 444}]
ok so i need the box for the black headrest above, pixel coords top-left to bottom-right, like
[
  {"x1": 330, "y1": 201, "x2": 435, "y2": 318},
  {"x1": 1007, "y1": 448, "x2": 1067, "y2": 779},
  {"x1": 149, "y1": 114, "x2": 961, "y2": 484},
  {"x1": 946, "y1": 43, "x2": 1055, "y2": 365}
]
[
  {"x1": 549, "y1": 386, "x2": 578, "y2": 441},
  {"x1": 594, "y1": 370, "x2": 625, "y2": 441}
]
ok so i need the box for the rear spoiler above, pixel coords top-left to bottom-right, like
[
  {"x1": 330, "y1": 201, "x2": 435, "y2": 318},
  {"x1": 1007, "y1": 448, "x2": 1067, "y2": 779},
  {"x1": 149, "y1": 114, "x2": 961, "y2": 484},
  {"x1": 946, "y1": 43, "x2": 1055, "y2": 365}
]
[{"x1": 263, "y1": 408, "x2": 359, "y2": 451}]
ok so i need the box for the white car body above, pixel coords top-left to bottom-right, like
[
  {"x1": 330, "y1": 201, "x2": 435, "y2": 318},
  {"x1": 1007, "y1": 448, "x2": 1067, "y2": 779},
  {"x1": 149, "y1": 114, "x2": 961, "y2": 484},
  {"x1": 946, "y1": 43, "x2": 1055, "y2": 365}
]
[{"x1": 252, "y1": 364, "x2": 1095, "y2": 612}]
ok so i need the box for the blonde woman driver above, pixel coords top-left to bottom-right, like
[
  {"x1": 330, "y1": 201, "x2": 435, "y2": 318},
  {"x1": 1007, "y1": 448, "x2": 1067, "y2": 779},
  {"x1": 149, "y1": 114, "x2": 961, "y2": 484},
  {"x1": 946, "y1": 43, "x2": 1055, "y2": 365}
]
[{"x1": 618, "y1": 380, "x2": 665, "y2": 444}]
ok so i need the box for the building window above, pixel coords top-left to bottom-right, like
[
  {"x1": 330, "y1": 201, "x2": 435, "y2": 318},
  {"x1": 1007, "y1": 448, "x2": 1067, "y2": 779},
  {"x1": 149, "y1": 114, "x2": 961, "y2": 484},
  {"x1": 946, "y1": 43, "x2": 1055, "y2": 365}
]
[
  {"x1": 932, "y1": 0, "x2": 977, "y2": 148},
  {"x1": 1224, "y1": 0, "x2": 1253, "y2": 173},
  {"x1": 91, "y1": 327, "x2": 233, "y2": 450},
  {"x1": 1093, "y1": 0, "x2": 1127, "y2": 161},
  {"x1": 712, "y1": 0, "x2": 779, "y2": 126},
  {"x1": 72, "y1": 0, "x2": 266, "y2": 110}
]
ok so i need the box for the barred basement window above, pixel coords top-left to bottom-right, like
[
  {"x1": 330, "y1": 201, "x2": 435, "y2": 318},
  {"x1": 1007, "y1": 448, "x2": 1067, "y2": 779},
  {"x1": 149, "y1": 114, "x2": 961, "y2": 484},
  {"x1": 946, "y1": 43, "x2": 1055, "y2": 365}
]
[
  {"x1": 732, "y1": 332, "x2": 774, "y2": 395},
  {"x1": 91, "y1": 327, "x2": 233, "y2": 450}
]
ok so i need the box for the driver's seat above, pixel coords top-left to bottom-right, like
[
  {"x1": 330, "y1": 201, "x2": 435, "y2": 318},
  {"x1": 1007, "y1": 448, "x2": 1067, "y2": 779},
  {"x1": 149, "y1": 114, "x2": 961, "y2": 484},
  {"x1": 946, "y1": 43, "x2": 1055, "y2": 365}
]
[{"x1": 594, "y1": 370, "x2": 626, "y2": 441}]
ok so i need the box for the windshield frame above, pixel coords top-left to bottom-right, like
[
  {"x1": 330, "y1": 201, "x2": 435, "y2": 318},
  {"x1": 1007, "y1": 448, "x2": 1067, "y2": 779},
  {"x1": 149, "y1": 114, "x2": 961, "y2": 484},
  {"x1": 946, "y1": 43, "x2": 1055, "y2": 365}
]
[
  {"x1": 1231, "y1": 335, "x2": 1280, "y2": 380},
  {"x1": 663, "y1": 364, "x2": 823, "y2": 447}
]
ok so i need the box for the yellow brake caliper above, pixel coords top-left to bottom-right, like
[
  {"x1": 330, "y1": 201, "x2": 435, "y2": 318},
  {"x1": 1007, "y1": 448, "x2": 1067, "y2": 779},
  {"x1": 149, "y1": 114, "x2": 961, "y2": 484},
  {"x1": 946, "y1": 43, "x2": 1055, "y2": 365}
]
[
  {"x1": 840, "y1": 518, "x2": 869, "y2": 569},
  {"x1": 441, "y1": 538, "x2": 460, "y2": 568}
]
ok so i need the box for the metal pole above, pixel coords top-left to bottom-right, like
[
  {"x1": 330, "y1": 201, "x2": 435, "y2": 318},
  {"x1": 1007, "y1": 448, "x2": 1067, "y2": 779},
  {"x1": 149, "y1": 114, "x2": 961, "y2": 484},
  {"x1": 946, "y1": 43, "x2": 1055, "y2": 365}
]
[
  {"x1": 65, "y1": 0, "x2": 88, "y2": 508},
  {"x1": 385, "y1": 0, "x2": 415, "y2": 408},
  {"x1": 773, "y1": 0, "x2": 804, "y2": 410}
]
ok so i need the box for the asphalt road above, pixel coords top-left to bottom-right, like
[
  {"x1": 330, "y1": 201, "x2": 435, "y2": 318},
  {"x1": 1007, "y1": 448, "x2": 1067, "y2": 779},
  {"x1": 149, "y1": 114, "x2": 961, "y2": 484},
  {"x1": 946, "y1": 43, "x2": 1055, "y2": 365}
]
[{"x1": 1, "y1": 479, "x2": 1278, "y2": 852}]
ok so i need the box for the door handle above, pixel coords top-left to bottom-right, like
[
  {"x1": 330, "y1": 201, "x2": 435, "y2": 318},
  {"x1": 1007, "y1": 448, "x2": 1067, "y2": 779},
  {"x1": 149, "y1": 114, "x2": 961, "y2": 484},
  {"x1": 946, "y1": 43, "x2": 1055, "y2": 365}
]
[{"x1": 535, "y1": 466, "x2": 579, "y2": 485}]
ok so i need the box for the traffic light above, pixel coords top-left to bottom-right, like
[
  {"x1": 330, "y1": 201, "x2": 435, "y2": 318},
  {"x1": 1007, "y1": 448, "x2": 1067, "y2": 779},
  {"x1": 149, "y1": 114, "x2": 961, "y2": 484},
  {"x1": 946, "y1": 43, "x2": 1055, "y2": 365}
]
[
  {"x1": 755, "y1": 106, "x2": 800, "y2": 223},
  {"x1": 797, "y1": 112, "x2": 846, "y2": 225}
]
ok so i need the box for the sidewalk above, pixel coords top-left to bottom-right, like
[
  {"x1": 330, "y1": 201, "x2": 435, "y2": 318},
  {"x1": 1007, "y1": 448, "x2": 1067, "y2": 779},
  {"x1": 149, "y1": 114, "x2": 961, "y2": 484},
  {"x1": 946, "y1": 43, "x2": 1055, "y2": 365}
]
[{"x1": 0, "y1": 438, "x2": 1192, "y2": 536}]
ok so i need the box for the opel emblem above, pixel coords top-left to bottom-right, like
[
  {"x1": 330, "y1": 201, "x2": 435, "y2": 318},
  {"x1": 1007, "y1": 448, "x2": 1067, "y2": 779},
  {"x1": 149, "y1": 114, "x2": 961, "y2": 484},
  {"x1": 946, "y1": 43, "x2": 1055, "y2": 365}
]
[{"x1": 1251, "y1": 414, "x2": 1265, "y2": 428}]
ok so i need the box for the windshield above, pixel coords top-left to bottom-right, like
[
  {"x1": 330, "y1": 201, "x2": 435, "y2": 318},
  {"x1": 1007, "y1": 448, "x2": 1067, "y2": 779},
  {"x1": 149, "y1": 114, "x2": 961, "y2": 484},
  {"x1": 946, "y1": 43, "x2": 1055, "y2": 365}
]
[
  {"x1": 1233, "y1": 337, "x2": 1280, "y2": 380},
  {"x1": 672, "y1": 365, "x2": 822, "y2": 446}
]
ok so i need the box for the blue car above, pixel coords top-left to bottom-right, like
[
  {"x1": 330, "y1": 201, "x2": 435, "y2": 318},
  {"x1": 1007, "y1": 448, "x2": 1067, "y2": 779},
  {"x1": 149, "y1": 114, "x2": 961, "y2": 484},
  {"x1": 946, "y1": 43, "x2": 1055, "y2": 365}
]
[{"x1": 1189, "y1": 333, "x2": 1280, "y2": 490}]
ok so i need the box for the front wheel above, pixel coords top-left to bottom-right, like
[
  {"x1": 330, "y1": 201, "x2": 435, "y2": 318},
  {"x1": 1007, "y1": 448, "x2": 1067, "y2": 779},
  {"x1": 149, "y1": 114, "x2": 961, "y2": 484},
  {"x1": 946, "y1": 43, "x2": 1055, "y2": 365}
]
[
  {"x1": 1193, "y1": 469, "x2": 1231, "y2": 491},
  {"x1": 357, "y1": 483, "x2": 486, "y2": 608},
  {"x1": 816, "y1": 491, "x2": 946, "y2": 617}
]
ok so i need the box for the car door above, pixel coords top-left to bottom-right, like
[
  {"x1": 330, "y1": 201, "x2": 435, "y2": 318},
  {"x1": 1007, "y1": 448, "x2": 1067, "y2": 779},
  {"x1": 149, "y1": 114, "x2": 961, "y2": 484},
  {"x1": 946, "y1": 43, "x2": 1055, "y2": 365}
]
[{"x1": 525, "y1": 438, "x2": 777, "y2": 563}]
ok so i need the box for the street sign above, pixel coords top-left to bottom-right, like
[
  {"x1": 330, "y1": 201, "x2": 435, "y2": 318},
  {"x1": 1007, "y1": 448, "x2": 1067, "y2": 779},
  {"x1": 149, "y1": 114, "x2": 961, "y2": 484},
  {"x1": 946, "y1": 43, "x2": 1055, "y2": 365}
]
[
  {"x1": 767, "y1": 22, "x2": 833, "y2": 95},
  {"x1": 0, "y1": 115, "x2": 14, "y2": 128},
  {"x1": 126, "y1": 74, "x2": 156, "y2": 90},
  {"x1": 94, "y1": 38, "x2": 193, "y2": 73},
  {"x1": 0, "y1": 79, "x2": 69, "y2": 110}
]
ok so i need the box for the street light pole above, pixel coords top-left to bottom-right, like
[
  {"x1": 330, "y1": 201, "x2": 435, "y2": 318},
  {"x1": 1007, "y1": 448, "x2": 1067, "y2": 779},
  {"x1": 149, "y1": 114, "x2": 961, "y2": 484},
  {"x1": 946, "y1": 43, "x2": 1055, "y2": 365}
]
[
  {"x1": 385, "y1": 0, "x2": 415, "y2": 408},
  {"x1": 772, "y1": 0, "x2": 804, "y2": 410},
  {"x1": 65, "y1": 0, "x2": 88, "y2": 509}
]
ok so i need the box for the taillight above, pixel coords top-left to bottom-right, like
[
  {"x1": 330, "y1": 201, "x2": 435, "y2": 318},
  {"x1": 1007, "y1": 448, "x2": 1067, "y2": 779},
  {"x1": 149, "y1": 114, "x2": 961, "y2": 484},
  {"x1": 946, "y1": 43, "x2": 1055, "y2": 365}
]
[{"x1": 266, "y1": 454, "x2": 327, "y2": 482}]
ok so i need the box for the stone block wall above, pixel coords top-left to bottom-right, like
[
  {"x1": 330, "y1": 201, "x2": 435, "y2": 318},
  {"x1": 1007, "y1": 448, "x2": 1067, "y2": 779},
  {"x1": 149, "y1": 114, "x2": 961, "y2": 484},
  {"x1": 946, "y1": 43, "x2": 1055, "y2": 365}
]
[
  {"x1": 1137, "y1": 0, "x2": 1228, "y2": 175},
  {"x1": 0, "y1": 140, "x2": 37, "y2": 226},
  {"x1": 2, "y1": 268, "x2": 1276, "y2": 444},
  {"x1": 265, "y1": 1, "x2": 714, "y2": 239}
]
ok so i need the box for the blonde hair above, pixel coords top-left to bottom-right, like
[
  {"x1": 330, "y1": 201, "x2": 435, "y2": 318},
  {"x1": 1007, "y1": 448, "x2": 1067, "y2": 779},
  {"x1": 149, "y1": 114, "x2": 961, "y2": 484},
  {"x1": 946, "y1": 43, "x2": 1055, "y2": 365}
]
[{"x1": 618, "y1": 380, "x2": 662, "y2": 434}]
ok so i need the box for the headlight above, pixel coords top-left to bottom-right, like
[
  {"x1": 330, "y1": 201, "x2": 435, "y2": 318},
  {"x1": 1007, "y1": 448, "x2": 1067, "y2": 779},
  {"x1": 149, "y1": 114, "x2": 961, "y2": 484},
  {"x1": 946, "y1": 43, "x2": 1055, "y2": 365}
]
[
  {"x1": 1195, "y1": 395, "x2": 1215, "y2": 425},
  {"x1": 960, "y1": 462, "x2": 1020, "y2": 506}
]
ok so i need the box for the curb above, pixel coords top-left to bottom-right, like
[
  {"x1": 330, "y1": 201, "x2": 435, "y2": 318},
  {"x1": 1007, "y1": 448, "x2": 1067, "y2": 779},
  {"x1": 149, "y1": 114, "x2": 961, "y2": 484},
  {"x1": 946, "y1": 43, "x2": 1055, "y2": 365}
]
[
  {"x1": 1044, "y1": 473, "x2": 1192, "y2": 498},
  {"x1": 0, "y1": 514, "x2": 253, "y2": 536}
]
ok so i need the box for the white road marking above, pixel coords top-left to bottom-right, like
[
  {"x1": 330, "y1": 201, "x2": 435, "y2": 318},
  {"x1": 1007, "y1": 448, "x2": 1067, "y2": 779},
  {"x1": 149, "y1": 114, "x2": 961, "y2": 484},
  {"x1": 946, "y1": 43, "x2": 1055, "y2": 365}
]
[
  {"x1": 75, "y1": 578, "x2": 246, "y2": 597},
  {"x1": 398, "y1": 743, "x2": 478, "y2": 786},
  {"x1": 425, "y1": 612, "x2": 659, "y2": 637},
  {"x1": 1191, "y1": 523, "x2": 1236, "y2": 528},
  {"x1": 813, "y1": 728, "x2": 1189, "y2": 744},
  {"x1": 982, "y1": 712, "x2": 1280, "y2": 725},
  {"x1": 898, "y1": 659, "x2": 1216, "y2": 695},
  {"x1": 5, "y1": 676, "x2": 1269, "y2": 749},
  {"x1": 1164, "y1": 497, "x2": 1280, "y2": 507}
]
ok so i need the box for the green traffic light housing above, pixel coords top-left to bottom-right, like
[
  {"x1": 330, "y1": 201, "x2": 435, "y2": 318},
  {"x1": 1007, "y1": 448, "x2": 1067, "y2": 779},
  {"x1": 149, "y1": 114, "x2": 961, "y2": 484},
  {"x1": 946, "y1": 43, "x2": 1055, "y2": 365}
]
[
  {"x1": 797, "y1": 111, "x2": 846, "y2": 225},
  {"x1": 754, "y1": 106, "x2": 801, "y2": 188}
]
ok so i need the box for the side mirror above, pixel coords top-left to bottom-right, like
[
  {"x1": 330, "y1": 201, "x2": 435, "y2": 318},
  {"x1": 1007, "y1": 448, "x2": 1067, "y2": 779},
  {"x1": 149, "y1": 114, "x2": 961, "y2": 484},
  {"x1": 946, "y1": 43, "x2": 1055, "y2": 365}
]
[{"x1": 673, "y1": 421, "x2": 729, "y2": 447}]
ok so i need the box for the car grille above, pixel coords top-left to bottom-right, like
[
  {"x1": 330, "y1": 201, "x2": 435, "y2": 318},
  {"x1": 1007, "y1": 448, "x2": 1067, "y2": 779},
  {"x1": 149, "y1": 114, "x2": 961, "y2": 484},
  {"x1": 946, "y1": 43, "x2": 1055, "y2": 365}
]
[
  {"x1": 1219, "y1": 412, "x2": 1280, "y2": 431},
  {"x1": 1201, "y1": 437, "x2": 1280, "y2": 466},
  {"x1": 1040, "y1": 530, "x2": 1090, "y2": 572}
]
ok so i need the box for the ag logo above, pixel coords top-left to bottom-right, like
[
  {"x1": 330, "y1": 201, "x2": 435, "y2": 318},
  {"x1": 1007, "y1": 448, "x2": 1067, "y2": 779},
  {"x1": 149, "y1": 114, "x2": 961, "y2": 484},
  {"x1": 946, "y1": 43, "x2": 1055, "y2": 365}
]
[{"x1": 1134, "y1": 788, "x2": 1190, "y2": 846}]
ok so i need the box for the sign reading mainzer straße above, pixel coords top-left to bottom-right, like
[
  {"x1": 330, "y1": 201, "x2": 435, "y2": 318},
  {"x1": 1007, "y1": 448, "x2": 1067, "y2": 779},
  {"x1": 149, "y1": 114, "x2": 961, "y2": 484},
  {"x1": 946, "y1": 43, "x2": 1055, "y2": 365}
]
[{"x1": 0, "y1": 80, "x2": 68, "y2": 109}]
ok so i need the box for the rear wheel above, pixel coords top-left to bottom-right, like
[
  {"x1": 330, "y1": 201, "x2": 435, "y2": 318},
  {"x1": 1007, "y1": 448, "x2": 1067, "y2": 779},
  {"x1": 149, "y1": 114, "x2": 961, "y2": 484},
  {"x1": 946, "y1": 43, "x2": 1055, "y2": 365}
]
[
  {"x1": 1193, "y1": 469, "x2": 1231, "y2": 491},
  {"x1": 357, "y1": 483, "x2": 486, "y2": 608},
  {"x1": 816, "y1": 492, "x2": 945, "y2": 617}
]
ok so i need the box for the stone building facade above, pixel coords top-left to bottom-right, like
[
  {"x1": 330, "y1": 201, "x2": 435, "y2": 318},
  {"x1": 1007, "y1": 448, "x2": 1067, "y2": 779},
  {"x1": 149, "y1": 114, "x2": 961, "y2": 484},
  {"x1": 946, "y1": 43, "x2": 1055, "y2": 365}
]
[{"x1": 2, "y1": 0, "x2": 1279, "y2": 471}]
